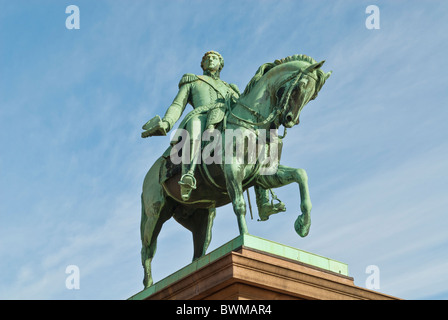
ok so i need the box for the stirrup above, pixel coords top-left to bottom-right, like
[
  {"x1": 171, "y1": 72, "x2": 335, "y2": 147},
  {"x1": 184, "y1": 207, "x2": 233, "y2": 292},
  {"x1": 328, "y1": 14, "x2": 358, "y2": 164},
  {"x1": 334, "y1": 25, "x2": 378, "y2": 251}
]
[
  {"x1": 178, "y1": 172, "x2": 197, "y2": 201},
  {"x1": 178, "y1": 173, "x2": 197, "y2": 189},
  {"x1": 257, "y1": 189, "x2": 286, "y2": 221},
  {"x1": 257, "y1": 202, "x2": 286, "y2": 221}
]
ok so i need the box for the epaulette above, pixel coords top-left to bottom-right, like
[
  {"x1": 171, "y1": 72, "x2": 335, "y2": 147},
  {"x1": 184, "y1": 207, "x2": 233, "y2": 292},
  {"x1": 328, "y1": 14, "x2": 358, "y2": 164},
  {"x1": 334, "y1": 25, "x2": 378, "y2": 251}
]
[{"x1": 178, "y1": 73, "x2": 199, "y2": 88}]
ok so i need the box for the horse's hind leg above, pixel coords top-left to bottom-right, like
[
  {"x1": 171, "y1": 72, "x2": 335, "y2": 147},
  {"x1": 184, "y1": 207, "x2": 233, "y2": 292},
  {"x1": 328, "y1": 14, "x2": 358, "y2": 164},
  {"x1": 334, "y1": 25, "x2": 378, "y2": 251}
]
[
  {"x1": 140, "y1": 190, "x2": 173, "y2": 288},
  {"x1": 174, "y1": 207, "x2": 216, "y2": 261},
  {"x1": 255, "y1": 165, "x2": 312, "y2": 237},
  {"x1": 191, "y1": 208, "x2": 216, "y2": 260}
]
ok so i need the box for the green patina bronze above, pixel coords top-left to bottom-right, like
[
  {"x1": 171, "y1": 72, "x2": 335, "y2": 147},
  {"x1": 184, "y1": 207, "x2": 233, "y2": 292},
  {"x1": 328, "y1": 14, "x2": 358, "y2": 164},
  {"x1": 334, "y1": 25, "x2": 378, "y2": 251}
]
[{"x1": 140, "y1": 51, "x2": 331, "y2": 288}]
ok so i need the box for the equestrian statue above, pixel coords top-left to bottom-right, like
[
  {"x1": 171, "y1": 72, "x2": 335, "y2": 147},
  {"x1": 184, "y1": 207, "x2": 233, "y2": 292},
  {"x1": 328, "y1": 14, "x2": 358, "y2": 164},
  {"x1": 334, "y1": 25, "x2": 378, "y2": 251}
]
[{"x1": 140, "y1": 51, "x2": 331, "y2": 288}]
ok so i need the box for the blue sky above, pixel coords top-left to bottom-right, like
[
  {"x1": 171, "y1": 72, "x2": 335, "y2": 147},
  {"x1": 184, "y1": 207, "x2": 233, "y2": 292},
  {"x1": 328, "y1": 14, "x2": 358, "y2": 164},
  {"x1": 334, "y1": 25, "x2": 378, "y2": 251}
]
[{"x1": 1, "y1": 0, "x2": 447, "y2": 300}]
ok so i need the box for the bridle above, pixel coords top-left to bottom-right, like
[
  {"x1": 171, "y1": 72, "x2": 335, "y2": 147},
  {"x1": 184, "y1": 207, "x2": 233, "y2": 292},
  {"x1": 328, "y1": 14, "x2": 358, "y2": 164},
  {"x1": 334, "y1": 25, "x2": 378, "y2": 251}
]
[{"x1": 227, "y1": 67, "x2": 317, "y2": 138}]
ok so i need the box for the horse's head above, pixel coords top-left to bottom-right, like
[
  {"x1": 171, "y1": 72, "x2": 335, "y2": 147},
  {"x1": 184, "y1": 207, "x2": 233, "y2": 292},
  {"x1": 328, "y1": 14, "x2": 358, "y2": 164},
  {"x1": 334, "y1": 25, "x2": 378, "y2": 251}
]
[
  {"x1": 241, "y1": 54, "x2": 332, "y2": 130},
  {"x1": 276, "y1": 58, "x2": 332, "y2": 128}
]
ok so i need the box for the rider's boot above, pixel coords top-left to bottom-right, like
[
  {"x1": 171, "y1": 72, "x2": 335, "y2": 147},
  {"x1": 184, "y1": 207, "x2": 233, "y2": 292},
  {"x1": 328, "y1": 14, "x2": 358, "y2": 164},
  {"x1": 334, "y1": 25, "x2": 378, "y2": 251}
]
[
  {"x1": 178, "y1": 119, "x2": 204, "y2": 201},
  {"x1": 255, "y1": 186, "x2": 286, "y2": 221},
  {"x1": 179, "y1": 124, "x2": 216, "y2": 201}
]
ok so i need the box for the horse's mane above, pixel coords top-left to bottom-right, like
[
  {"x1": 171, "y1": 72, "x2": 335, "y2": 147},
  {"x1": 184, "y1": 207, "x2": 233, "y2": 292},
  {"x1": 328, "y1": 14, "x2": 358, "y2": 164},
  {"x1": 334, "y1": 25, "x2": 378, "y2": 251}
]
[{"x1": 242, "y1": 54, "x2": 328, "y2": 100}]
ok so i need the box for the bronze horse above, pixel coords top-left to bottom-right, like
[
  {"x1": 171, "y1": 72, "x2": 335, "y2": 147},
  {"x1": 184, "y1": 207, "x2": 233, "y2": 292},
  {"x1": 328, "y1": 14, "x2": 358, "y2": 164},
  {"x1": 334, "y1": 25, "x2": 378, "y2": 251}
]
[{"x1": 140, "y1": 54, "x2": 331, "y2": 288}]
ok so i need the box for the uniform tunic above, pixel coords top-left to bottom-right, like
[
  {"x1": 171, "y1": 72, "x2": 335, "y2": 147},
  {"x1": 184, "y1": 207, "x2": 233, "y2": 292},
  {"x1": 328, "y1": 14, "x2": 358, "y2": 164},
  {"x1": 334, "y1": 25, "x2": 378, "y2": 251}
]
[{"x1": 162, "y1": 73, "x2": 240, "y2": 131}]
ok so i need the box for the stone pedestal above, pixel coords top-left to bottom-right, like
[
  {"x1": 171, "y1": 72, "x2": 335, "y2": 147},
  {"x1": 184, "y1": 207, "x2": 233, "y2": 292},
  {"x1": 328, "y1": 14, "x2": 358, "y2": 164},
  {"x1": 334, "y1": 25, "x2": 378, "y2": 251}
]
[{"x1": 129, "y1": 234, "x2": 399, "y2": 300}]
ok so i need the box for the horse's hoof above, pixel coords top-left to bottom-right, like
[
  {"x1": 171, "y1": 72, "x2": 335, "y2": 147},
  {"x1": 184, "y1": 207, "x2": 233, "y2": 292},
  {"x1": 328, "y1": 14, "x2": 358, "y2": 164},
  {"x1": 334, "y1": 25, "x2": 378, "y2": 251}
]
[
  {"x1": 294, "y1": 214, "x2": 311, "y2": 237},
  {"x1": 143, "y1": 275, "x2": 153, "y2": 289}
]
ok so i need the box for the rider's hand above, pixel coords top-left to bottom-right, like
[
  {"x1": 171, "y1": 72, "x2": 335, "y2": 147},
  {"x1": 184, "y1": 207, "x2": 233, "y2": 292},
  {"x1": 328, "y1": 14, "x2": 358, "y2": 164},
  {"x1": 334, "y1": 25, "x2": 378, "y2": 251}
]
[{"x1": 160, "y1": 121, "x2": 170, "y2": 132}]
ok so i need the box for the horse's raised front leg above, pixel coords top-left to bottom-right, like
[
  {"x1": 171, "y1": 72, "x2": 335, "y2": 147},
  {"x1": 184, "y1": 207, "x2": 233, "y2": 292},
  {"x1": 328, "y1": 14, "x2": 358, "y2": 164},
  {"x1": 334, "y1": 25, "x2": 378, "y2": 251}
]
[
  {"x1": 224, "y1": 164, "x2": 249, "y2": 235},
  {"x1": 255, "y1": 165, "x2": 312, "y2": 237}
]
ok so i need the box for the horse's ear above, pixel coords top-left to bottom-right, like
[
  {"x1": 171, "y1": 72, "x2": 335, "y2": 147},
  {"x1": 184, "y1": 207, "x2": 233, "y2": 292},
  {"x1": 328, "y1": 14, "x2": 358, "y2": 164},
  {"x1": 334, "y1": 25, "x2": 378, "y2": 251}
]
[
  {"x1": 305, "y1": 60, "x2": 325, "y2": 73},
  {"x1": 325, "y1": 71, "x2": 332, "y2": 80}
]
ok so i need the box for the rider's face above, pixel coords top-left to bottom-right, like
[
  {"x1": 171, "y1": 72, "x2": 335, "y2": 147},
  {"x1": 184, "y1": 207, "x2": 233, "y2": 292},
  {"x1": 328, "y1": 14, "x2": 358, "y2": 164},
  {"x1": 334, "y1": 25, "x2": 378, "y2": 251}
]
[{"x1": 205, "y1": 54, "x2": 221, "y2": 72}]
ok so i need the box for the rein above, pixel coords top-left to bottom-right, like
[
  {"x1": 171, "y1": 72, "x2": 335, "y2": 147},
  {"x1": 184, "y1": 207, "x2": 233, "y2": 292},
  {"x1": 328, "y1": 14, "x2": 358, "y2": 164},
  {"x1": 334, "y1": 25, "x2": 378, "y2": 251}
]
[{"x1": 227, "y1": 68, "x2": 313, "y2": 138}]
